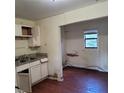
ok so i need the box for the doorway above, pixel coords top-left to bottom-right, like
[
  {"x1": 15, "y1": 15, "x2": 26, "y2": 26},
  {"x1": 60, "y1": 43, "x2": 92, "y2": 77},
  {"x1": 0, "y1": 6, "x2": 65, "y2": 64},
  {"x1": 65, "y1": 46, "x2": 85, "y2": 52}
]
[{"x1": 60, "y1": 17, "x2": 108, "y2": 72}]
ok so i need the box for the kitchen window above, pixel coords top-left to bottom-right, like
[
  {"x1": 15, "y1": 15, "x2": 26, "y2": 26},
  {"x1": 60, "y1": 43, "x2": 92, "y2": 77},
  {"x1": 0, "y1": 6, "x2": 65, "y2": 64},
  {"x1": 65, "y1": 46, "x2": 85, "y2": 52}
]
[{"x1": 84, "y1": 30, "x2": 98, "y2": 48}]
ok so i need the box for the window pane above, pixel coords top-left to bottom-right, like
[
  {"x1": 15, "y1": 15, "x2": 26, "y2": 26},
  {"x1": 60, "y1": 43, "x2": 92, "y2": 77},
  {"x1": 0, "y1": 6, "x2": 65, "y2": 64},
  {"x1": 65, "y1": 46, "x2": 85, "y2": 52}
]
[
  {"x1": 85, "y1": 39, "x2": 97, "y2": 48},
  {"x1": 84, "y1": 34, "x2": 97, "y2": 39}
]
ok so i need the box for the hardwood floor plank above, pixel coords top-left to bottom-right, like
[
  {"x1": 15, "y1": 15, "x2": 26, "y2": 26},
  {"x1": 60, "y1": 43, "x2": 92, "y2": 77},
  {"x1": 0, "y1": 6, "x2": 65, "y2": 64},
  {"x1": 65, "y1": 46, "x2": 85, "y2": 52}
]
[{"x1": 32, "y1": 67, "x2": 108, "y2": 93}]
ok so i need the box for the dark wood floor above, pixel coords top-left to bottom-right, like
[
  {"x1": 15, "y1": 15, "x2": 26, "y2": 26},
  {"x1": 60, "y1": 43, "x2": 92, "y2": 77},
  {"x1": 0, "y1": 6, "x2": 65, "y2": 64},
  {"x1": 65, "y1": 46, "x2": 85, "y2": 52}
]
[{"x1": 32, "y1": 67, "x2": 108, "y2": 93}]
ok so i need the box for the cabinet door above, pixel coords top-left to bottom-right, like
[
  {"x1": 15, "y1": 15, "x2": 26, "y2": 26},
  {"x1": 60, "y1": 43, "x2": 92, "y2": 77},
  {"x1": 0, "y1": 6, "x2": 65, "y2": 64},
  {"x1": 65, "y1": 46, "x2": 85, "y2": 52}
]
[
  {"x1": 28, "y1": 25, "x2": 41, "y2": 47},
  {"x1": 30, "y1": 64, "x2": 41, "y2": 84},
  {"x1": 36, "y1": 25, "x2": 41, "y2": 46},
  {"x1": 41, "y1": 63, "x2": 48, "y2": 78},
  {"x1": 15, "y1": 24, "x2": 22, "y2": 36},
  {"x1": 18, "y1": 73, "x2": 32, "y2": 92}
]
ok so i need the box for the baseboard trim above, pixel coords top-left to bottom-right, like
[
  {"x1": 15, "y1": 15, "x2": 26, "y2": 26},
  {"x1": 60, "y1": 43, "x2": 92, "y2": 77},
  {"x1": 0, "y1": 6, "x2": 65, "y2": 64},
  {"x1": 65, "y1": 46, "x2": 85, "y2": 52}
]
[
  {"x1": 32, "y1": 76, "x2": 48, "y2": 86},
  {"x1": 48, "y1": 75, "x2": 64, "y2": 82},
  {"x1": 65, "y1": 65, "x2": 108, "y2": 72},
  {"x1": 48, "y1": 76, "x2": 57, "y2": 80}
]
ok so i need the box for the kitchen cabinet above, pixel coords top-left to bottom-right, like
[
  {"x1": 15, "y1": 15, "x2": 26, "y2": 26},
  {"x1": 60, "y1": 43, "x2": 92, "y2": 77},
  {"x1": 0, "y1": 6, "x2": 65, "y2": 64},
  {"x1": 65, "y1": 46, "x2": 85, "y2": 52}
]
[
  {"x1": 41, "y1": 62, "x2": 48, "y2": 78},
  {"x1": 17, "y1": 69, "x2": 32, "y2": 92},
  {"x1": 30, "y1": 62, "x2": 48, "y2": 84},
  {"x1": 15, "y1": 24, "x2": 32, "y2": 37},
  {"x1": 21, "y1": 26, "x2": 32, "y2": 37},
  {"x1": 15, "y1": 24, "x2": 22, "y2": 36},
  {"x1": 30, "y1": 64, "x2": 41, "y2": 84},
  {"x1": 15, "y1": 24, "x2": 40, "y2": 47},
  {"x1": 28, "y1": 25, "x2": 41, "y2": 47},
  {"x1": 16, "y1": 58, "x2": 48, "y2": 86}
]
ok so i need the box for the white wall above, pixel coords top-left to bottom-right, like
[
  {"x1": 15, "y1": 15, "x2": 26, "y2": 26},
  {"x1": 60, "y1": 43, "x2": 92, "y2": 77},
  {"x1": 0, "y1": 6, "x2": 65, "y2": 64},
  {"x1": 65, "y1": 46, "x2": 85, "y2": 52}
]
[
  {"x1": 36, "y1": 1, "x2": 108, "y2": 79},
  {"x1": 62, "y1": 17, "x2": 108, "y2": 71},
  {"x1": 15, "y1": 18, "x2": 35, "y2": 26},
  {"x1": 99, "y1": 35, "x2": 108, "y2": 71},
  {"x1": 61, "y1": 28, "x2": 67, "y2": 66},
  {"x1": 15, "y1": 18, "x2": 40, "y2": 56},
  {"x1": 15, "y1": 39, "x2": 40, "y2": 56}
]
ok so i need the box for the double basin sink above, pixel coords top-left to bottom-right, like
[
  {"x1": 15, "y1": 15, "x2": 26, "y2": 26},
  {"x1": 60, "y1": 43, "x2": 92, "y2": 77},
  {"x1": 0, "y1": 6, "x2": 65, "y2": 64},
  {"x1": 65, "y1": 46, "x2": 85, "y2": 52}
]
[{"x1": 15, "y1": 53, "x2": 48, "y2": 67}]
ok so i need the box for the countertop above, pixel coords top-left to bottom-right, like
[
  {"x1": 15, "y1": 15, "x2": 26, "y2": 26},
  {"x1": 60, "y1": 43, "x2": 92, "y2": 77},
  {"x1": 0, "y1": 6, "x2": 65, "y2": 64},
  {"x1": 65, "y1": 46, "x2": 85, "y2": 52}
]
[{"x1": 15, "y1": 53, "x2": 48, "y2": 67}]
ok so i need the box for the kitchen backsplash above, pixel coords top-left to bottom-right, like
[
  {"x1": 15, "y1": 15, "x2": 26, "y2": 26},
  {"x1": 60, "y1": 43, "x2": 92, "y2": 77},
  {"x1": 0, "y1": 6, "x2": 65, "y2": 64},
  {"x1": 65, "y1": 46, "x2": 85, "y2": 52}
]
[{"x1": 15, "y1": 39, "x2": 41, "y2": 56}]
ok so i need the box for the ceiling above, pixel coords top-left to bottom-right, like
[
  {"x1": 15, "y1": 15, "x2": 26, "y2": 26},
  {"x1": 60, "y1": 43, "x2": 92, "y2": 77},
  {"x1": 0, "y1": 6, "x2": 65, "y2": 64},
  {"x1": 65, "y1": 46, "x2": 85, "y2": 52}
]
[
  {"x1": 15, "y1": 0, "x2": 107, "y2": 20},
  {"x1": 62, "y1": 17, "x2": 108, "y2": 35}
]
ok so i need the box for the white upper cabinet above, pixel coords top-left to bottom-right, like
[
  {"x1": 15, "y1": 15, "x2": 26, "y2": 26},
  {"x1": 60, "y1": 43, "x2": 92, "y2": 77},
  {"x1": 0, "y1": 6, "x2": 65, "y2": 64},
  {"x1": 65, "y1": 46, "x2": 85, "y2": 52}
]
[
  {"x1": 15, "y1": 23, "x2": 41, "y2": 47},
  {"x1": 28, "y1": 25, "x2": 41, "y2": 47},
  {"x1": 15, "y1": 24, "x2": 22, "y2": 36},
  {"x1": 15, "y1": 24, "x2": 32, "y2": 37}
]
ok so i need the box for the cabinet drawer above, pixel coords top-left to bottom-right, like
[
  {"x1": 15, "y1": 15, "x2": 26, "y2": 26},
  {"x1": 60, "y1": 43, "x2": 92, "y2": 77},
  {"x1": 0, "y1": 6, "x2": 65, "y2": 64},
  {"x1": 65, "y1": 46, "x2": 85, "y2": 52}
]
[{"x1": 30, "y1": 60, "x2": 40, "y2": 67}]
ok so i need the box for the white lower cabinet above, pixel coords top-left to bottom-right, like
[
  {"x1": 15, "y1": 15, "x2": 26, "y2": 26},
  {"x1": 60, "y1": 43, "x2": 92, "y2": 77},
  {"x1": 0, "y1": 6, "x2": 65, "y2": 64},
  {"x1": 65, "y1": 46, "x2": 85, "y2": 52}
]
[
  {"x1": 30, "y1": 62, "x2": 48, "y2": 84},
  {"x1": 17, "y1": 69, "x2": 32, "y2": 92},
  {"x1": 41, "y1": 63, "x2": 48, "y2": 78},
  {"x1": 30, "y1": 64, "x2": 41, "y2": 84},
  {"x1": 16, "y1": 60, "x2": 48, "y2": 92}
]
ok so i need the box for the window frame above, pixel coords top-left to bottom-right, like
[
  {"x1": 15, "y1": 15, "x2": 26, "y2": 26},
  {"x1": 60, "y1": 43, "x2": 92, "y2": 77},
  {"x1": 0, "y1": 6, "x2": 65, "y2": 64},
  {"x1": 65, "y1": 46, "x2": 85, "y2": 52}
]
[{"x1": 84, "y1": 31, "x2": 98, "y2": 49}]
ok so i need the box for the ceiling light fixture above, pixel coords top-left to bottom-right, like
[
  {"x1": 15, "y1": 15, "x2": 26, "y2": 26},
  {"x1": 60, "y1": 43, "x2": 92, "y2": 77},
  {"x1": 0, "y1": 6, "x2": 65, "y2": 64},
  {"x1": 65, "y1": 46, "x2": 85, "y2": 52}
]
[
  {"x1": 52, "y1": 0, "x2": 56, "y2": 2},
  {"x1": 51, "y1": 0, "x2": 63, "y2": 2}
]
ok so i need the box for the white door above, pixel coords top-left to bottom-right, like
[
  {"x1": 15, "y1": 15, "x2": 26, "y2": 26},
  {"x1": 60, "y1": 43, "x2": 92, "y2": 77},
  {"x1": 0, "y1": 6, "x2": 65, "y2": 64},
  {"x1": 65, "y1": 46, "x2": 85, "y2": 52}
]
[
  {"x1": 30, "y1": 64, "x2": 41, "y2": 84},
  {"x1": 15, "y1": 24, "x2": 22, "y2": 36},
  {"x1": 41, "y1": 63, "x2": 48, "y2": 78}
]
